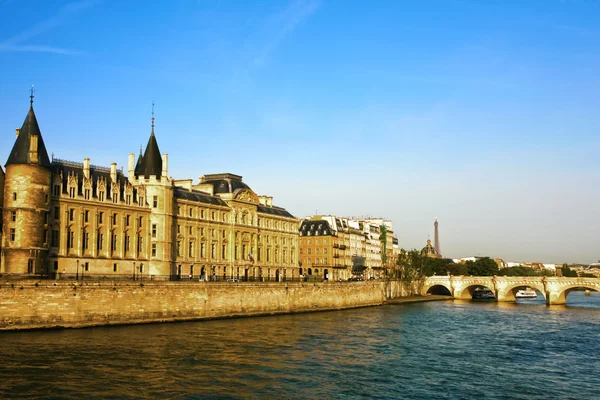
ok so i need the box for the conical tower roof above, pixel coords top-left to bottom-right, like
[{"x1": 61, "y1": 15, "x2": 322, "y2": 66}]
[
  {"x1": 6, "y1": 104, "x2": 51, "y2": 168},
  {"x1": 138, "y1": 129, "x2": 162, "y2": 179},
  {"x1": 134, "y1": 145, "x2": 144, "y2": 175}
]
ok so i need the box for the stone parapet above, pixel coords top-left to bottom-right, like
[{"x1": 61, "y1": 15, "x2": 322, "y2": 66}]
[{"x1": 0, "y1": 281, "x2": 385, "y2": 330}]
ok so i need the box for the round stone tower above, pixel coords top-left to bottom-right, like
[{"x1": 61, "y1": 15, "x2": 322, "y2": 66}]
[{"x1": 2, "y1": 99, "x2": 52, "y2": 274}]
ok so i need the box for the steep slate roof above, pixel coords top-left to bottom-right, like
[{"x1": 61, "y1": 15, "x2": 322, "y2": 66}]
[
  {"x1": 257, "y1": 204, "x2": 295, "y2": 218},
  {"x1": 174, "y1": 187, "x2": 228, "y2": 206},
  {"x1": 299, "y1": 220, "x2": 334, "y2": 236},
  {"x1": 6, "y1": 105, "x2": 51, "y2": 168},
  {"x1": 137, "y1": 130, "x2": 162, "y2": 179},
  {"x1": 201, "y1": 173, "x2": 251, "y2": 194},
  {"x1": 134, "y1": 146, "x2": 144, "y2": 176}
]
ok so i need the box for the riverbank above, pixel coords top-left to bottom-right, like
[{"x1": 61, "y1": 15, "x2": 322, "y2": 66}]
[
  {"x1": 385, "y1": 295, "x2": 454, "y2": 305},
  {"x1": 0, "y1": 280, "x2": 452, "y2": 331},
  {"x1": 0, "y1": 280, "x2": 390, "y2": 331}
]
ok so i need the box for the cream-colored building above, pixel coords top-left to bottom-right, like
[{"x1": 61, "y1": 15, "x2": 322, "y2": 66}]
[
  {"x1": 299, "y1": 215, "x2": 397, "y2": 279},
  {"x1": 1, "y1": 100, "x2": 299, "y2": 281}
]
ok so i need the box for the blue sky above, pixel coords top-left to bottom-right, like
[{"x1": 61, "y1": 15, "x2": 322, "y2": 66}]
[{"x1": 1, "y1": 0, "x2": 599, "y2": 263}]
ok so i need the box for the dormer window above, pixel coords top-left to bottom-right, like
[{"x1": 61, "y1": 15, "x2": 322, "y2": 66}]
[
  {"x1": 69, "y1": 187, "x2": 75, "y2": 198},
  {"x1": 84, "y1": 189, "x2": 91, "y2": 200},
  {"x1": 53, "y1": 185, "x2": 60, "y2": 196},
  {"x1": 99, "y1": 190, "x2": 105, "y2": 202}
]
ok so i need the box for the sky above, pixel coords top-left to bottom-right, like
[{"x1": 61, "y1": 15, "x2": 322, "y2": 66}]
[{"x1": 0, "y1": 0, "x2": 599, "y2": 264}]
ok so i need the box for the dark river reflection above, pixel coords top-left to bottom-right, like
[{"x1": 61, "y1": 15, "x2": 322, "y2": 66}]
[{"x1": 1, "y1": 291, "x2": 599, "y2": 399}]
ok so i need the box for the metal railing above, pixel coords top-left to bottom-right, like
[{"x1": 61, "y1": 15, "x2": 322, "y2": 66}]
[{"x1": 0, "y1": 273, "x2": 335, "y2": 283}]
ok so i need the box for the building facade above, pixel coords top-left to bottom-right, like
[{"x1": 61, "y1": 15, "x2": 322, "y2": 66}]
[
  {"x1": 0, "y1": 100, "x2": 300, "y2": 280},
  {"x1": 299, "y1": 215, "x2": 397, "y2": 280}
]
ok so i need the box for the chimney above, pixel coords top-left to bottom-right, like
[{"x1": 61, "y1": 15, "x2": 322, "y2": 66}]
[
  {"x1": 83, "y1": 158, "x2": 90, "y2": 179},
  {"x1": 15, "y1": 128, "x2": 20, "y2": 138},
  {"x1": 128, "y1": 153, "x2": 135, "y2": 180},
  {"x1": 110, "y1": 162, "x2": 117, "y2": 182},
  {"x1": 29, "y1": 135, "x2": 38, "y2": 163},
  {"x1": 162, "y1": 154, "x2": 168, "y2": 178}
]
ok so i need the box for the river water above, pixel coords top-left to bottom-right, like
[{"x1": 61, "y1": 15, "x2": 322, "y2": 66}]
[{"x1": 1, "y1": 291, "x2": 599, "y2": 399}]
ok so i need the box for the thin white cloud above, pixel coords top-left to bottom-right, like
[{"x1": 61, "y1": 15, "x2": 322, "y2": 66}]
[
  {"x1": 252, "y1": 0, "x2": 320, "y2": 66},
  {"x1": 0, "y1": 0, "x2": 97, "y2": 54},
  {"x1": 0, "y1": 44, "x2": 86, "y2": 55}
]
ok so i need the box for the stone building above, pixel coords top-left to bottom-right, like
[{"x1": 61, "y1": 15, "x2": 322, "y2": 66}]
[
  {"x1": 0, "y1": 99, "x2": 299, "y2": 280},
  {"x1": 298, "y1": 218, "x2": 351, "y2": 281},
  {"x1": 298, "y1": 215, "x2": 397, "y2": 280}
]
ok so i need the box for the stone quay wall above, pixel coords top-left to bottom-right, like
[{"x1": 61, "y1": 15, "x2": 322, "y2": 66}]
[{"x1": 0, "y1": 280, "x2": 389, "y2": 330}]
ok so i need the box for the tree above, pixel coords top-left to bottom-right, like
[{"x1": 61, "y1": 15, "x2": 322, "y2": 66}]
[
  {"x1": 465, "y1": 257, "x2": 499, "y2": 276},
  {"x1": 396, "y1": 249, "x2": 427, "y2": 295},
  {"x1": 446, "y1": 262, "x2": 469, "y2": 276},
  {"x1": 379, "y1": 225, "x2": 387, "y2": 266},
  {"x1": 562, "y1": 264, "x2": 579, "y2": 278},
  {"x1": 423, "y1": 257, "x2": 457, "y2": 276},
  {"x1": 351, "y1": 255, "x2": 367, "y2": 276}
]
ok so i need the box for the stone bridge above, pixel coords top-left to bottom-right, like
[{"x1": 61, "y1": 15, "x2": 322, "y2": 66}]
[{"x1": 423, "y1": 276, "x2": 600, "y2": 305}]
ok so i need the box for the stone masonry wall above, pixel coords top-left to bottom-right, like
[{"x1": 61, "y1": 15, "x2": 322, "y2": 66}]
[{"x1": 0, "y1": 280, "x2": 386, "y2": 330}]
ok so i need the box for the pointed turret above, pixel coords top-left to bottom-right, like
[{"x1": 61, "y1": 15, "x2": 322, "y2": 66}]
[
  {"x1": 134, "y1": 144, "x2": 144, "y2": 175},
  {"x1": 6, "y1": 102, "x2": 51, "y2": 168},
  {"x1": 137, "y1": 104, "x2": 162, "y2": 179},
  {"x1": 2, "y1": 89, "x2": 52, "y2": 274}
]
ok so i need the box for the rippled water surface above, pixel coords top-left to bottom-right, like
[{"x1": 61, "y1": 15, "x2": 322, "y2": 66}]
[{"x1": 1, "y1": 291, "x2": 600, "y2": 399}]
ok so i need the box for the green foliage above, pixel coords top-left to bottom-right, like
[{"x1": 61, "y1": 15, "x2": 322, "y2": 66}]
[
  {"x1": 379, "y1": 226, "x2": 387, "y2": 266},
  {"x1": 446, "y1": 262, "x2": 469, "y2": 276},
  {"x1": 395, "y1": 249, "x2": 425, "y2": 292},
  {"x1": 562, "y1": 264, "x2": 579, "y2": 278},
  {"x1": 423, "y1": 257, "x2": 459, "y2": 276},
  {"x1": 351, "y1": 255, "x2": 367, "y2": 275},
  {"x1": 464, "y1": 257, "x2": 499, "y2": 276}
]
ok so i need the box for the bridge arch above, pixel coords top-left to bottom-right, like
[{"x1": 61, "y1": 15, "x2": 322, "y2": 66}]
[
  {"x1": 497, "y1": 283, "x2": 546, "y2": 302},
  {"x1": 455, "y1": 284, "x2": 495, "y2": 300},
  {"x1": 422, "y1": 280, "x2": 453, "y2": 297},
  {"x1": 550, "y1": 285, "x2": 599, "y2": 305},
  {"x1": 426, "y1": 284, "x2": 452, "y2": 296}
]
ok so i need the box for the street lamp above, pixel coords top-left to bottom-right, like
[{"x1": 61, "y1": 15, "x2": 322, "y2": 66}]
[
  {"x1": 76, "y1": 259, "x2": 79, "y2": 280},
  {"x1": 133, "y1": 262, "x2": 136, "y2": 280},
  {"x1": 139, "y1": 263, "x2": 143, "y2": 281}
]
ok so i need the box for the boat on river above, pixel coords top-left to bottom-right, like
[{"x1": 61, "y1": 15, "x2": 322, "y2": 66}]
[
  {"x1": 472, "y1": 288, "x2": 495, "y2": 300},
  {"x1": 516, "y1": 288, "x2": 537, "y2": 298}
]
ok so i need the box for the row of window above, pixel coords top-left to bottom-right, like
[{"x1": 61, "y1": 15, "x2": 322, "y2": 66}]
[
  {"x1": 175, "y1": 241, "x2": 294, "y2": 264},
  {"x1": 62, "y1": 208, "x2": 147, "y2": 229},
  {"x1": 177, "y1": 206, "x2": 226, "y2": 221},
  {"x1": 52, "y1": 262, "x2": 144, "y2": 274},
  {"x1": 175, "y1": 206, "x2": 296, "y2": 232},
  {"x1": 174, "y1": 225, "x2": 292, "y2": 245},
  {"x1": 299, "y1": 248, "x2": 328, "y2": 255},
  {"x1": 302, "y1": 258, "x2": 330, "y2": 265},
  {"x1": 56, "y1": 184, "x2": 144, "y2": 206}
]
